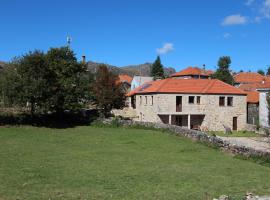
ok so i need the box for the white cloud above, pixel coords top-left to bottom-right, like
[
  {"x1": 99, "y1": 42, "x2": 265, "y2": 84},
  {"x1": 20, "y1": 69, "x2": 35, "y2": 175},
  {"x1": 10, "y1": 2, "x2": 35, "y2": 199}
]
[
  {"x1": 261, "y1": 0, "x2": 270, "y2": 18},
  {"x1": 223, "y1": 33, "x2": 231, "y2": 39},
  {"x1": 156, "y1": 43, "x2": 174, "y2": 55},
  {"x1": 245, "y1": 0, "x2": 255, "y2": 6},
  {"x1": 222, "y1": 14, "x2": 248, "y2": 26}
]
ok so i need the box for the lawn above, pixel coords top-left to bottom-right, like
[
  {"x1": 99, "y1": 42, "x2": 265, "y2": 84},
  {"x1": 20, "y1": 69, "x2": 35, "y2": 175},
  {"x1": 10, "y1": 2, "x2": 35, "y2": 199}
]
[{"x1": 0, "y1": 126, "x2": 270, "y2": 200}]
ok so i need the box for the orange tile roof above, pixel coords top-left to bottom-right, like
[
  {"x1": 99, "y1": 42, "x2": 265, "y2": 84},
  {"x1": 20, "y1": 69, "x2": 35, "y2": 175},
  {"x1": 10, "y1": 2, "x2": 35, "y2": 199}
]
[
  {"x1": 234, "y1": 72, "x2": 267, "y2": 83},
  {"x1": 117, "y1": 74, "x2": 132, "y2": 84},
  {"x1": 128, "y1": 78, "x2": 246, "y2": 96},
  {"x1": 170, "y1": 67, "x2": 213, "y2": 77},
  {"x1": 239, "y1": 81, "x2": 270, "y2": 91},
  {"x1": 246, "y1": 91, "x2": 259, "y2": 104}
]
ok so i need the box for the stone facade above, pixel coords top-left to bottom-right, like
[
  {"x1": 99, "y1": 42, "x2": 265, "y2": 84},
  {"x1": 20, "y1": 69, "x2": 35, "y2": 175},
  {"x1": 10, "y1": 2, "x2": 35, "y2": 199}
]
[
  {"x1": 131, "y1": 93, "x2": 247, "y2": 131},
  {"x1": 259, "y1": 92, "x2": 269, "y2": 128}
]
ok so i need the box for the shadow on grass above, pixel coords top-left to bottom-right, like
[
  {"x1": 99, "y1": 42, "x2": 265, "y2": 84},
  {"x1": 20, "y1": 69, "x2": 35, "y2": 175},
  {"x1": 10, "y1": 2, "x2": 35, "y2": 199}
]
[{"x1": 0, "y1": 109, "x2": 98, "y2": 129}]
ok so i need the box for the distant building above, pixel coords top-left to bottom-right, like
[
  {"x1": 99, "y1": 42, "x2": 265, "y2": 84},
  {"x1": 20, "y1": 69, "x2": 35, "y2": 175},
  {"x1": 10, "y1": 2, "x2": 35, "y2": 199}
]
[
  {"x1": 131, "y1": 76, "x2": 153, "y2": 90},
  {"x1": 170, "y1": 66, "x2": 214, "y2": 79},
  {"x1": 234, "y1": 72, "x2": 270, "y2": 127},
  {"x1": 117, "y1": 74, "x2": 133, "y2": 93}
]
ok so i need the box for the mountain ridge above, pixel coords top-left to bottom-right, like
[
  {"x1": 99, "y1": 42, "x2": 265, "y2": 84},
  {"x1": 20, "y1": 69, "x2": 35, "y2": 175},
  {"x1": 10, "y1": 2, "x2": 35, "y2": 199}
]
[{"x1": 86, "y1": 61, "x2": 176, "y2": 77}]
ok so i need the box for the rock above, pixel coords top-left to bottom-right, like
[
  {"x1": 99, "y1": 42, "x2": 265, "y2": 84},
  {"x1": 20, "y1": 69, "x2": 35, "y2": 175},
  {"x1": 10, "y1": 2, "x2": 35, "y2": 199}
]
[{"x1": 218, "y1": 195, "x2": 229, "y2": 200}]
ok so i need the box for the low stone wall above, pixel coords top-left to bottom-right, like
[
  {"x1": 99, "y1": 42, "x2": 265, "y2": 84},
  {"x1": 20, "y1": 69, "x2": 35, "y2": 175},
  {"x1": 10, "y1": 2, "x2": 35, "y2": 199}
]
[{"x1": 106, "y1": 119, "x2": 270, "y2": 158}]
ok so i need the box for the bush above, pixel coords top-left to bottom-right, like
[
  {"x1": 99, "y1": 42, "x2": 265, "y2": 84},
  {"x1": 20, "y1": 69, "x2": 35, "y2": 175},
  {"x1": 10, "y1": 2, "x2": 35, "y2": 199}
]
[{"x1": 0, "y1": 109, "x2": 98, "y2": 128}]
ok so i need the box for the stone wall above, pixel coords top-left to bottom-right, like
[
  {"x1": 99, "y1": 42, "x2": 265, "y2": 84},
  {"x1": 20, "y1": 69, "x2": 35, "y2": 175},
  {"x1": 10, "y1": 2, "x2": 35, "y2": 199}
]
[
  {"x1": 109, "y1": 119, "x2": 270, "y2": 158},
  {"x1": 259, "y1": 92, "x2": 269, "y2": 127},
  {"x1": 133, "y1": 93, "x2": 247, "y2": 131}
]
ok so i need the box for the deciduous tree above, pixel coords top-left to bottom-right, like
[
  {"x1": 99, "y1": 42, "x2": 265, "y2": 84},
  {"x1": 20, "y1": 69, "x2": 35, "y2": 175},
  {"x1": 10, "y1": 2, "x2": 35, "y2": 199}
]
[{"x1": 92, "y1": 64, "x2": 125, "y2": 117}]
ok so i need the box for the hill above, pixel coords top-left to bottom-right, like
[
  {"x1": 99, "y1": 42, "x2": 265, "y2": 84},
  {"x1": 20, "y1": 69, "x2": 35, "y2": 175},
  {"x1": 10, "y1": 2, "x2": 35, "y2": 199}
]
[
  {"x1": 0, "y1": 61, "x2": 6, "y2": 71},
  {"x1": 86, "y1": 61, "x2": 176, "y2": 77}
]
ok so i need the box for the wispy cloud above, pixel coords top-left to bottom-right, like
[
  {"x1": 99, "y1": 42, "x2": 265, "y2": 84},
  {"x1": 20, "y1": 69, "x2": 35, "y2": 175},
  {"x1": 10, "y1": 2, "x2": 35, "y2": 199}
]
[
  {"x1": 223, "y1": 33, "x2": 232, "y2": 39},
  {"x1": 156, "y1": 43, "x2": 174, "y2": 55},
  {"x1": 245, "y1": 0, "x2": 255, "y2": 6},
  {"x1": 261, "y1": 0, "x2": 270, "y2": 18},
  {"x1": 222, "y1": 14, "x2": 248, "y2": 26}
]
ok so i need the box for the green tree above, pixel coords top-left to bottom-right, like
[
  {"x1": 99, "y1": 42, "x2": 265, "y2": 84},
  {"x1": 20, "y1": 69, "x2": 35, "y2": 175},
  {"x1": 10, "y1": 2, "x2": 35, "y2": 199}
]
[
  {"x1": 266, "y1": 65, "x2": 270, "y2": 75},
  {"x1": 1, "y1": 51, "x2": 49, "y2": 114},
  {"x1": 257, "y1": 69, "x2": 265, "y2": 76},
  {"x1": 45, "y1": 47, "x2": 89, "y2": 114},
  {"x1": 212, "y1": 56, "x2": 234, "y2": 85},
  {"x1": 151, "y1": 56, "x2": 164, "y2": 80},
  {"x1": 1, "y1": 47, "x2": 91, "y2": 115},
  {"x1": 92, "y1": 64, "x2": 125, "y2": 117}
]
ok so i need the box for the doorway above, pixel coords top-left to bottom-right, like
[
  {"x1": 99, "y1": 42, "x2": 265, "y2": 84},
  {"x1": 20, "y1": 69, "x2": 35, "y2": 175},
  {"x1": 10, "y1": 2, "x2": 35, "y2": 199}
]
[{"x1": 233, "y1": 117, "x2": 237, "y2": 131}]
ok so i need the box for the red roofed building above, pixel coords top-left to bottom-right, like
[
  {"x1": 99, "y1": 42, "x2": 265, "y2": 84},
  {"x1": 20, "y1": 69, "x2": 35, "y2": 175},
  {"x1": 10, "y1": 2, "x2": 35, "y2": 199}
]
[
  {"x1": 117, "y1": 74, "x2": 133, "y2": 93},
  {"x1": 234, "y1": 72, "x2": 267, "y2": 84},
  {"x1": 233, "y1": 72, "x2": 270, "y2": 126},
  {"x1": 128, "y1": 78, "x2": 247, "y2": 131},
  {"x1": 170, "y1": 66, "x2": 214, "y2": 79}
]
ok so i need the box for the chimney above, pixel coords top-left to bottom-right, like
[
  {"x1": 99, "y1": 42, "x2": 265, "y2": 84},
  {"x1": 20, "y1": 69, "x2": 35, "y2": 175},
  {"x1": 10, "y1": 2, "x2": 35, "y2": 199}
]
[{"x1": 82, "y1": 55, "x2": 86, "y2": 63}]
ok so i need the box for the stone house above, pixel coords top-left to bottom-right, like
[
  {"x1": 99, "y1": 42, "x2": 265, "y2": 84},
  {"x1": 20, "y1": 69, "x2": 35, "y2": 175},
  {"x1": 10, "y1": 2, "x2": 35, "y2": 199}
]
[{"x1": 128, "y1": 78, "x2": 247, "y2": 131}]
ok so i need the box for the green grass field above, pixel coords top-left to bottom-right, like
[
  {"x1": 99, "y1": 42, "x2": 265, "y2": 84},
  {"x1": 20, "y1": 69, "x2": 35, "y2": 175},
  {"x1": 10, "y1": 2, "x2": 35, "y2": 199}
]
[{"x1": 0, "y1": 126, "x2": 270, "y2": 200}]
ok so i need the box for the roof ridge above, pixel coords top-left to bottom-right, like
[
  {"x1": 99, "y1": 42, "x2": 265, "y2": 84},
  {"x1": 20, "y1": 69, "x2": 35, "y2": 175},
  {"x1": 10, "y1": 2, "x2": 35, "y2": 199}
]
[{"x1": 202, "y1": 79, "x2": 216, "y2": 93}]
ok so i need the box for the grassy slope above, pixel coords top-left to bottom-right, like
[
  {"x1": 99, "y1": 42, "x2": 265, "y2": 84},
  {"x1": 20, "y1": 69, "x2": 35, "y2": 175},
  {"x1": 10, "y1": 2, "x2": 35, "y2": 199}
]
[{"x1": 0, "y1": 126, "x2": 270, "y2": 200}]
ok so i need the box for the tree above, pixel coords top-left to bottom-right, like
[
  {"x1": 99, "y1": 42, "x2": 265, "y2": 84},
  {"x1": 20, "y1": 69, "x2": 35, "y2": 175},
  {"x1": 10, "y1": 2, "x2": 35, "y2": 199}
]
[
  {"x1": 212, "y1": 56, "x2": 234, "y2": 85},
  {"x1": 257, "y1": 69, "x2": 265, "y2": 76},
  {"x1": 151, "y1": 56, "x2": 164, "y2": 80},
  {"x1": 45, "y1": 47, "x2": 89, "y2": 114},
  {"x1": 266, "y1": 66, "x2": 270, "y2": 75},
  {"x1": 1, "y1": 51, "x2": 49, "y2": 114},
  {"x1": 92, "y1": 64, "x2": 125, "y2": 117},
  {"x1": 1, "y1": 47, "x2": 90, "y2": 115}
]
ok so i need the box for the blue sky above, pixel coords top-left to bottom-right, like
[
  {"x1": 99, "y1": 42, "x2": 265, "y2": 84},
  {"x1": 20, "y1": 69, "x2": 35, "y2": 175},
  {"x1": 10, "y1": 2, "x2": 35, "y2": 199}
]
[{"x1": 0, "y1": 0, "x2": 269, "y2": 72}]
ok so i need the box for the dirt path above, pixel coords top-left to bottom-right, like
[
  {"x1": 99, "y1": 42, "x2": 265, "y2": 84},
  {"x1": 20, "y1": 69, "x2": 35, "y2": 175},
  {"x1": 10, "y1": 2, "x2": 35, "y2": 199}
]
[{"x1": 219, "y1": 137, "x2": 270, "y2": 153}]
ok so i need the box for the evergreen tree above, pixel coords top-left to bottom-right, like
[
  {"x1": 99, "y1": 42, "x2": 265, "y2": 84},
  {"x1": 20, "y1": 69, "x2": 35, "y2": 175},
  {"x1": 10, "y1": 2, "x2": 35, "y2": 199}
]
[
  {"x1": 151, "y1": 56, "x2": 164, "y2": 80},
  {"x1": 266, "y1": 66, "x2": 270, "y2": 75},
  {"x1": 257, "y1": 69, "x2": 265, "y2": 76},
  {"x1": 92, "y1": 65, "x2": 125, "y2": 117},
  {"x1": 212, "y1": 56, "x2": 234, "y2": 85}
]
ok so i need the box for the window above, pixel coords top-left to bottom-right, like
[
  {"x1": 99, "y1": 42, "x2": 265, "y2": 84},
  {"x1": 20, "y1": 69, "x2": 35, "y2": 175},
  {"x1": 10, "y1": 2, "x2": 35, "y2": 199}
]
[
  {"x1": 145, "y1": 96, "x2": 147, "y2": 105},
  {"x1": 151, "y1": 96, "x2": 153, "y2": 106},
  {"x1": 176, "y1": 96, "x2": 182, "y2": 112},
  {"x1": 227, "y1": 97, "x2": 233, "y2": 106},
  {"x1": 197, "y1": 96, "x2": 201, "y2": 104},
  {"x1": 140, "y1": 96, "x2": 142, "y2": 105},
  {"x1": 189, "y1": 96, "x2": 195, "y2": 104},
  {"x1": 219, "y1": 97, "x2": 225, "y2": 106}
]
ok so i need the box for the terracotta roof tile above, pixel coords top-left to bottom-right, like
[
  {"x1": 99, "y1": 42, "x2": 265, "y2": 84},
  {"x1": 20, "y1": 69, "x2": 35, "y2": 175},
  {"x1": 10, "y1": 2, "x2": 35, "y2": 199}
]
[
  {"x1": 117, "y1": 75, "x2": 132, "y2": 84},
  {"x1": 234, "y1": 72, "x2": 268, "y2": 83},
  {"x1": 246, "y1": 91, "x2": 259, "y2": 103},
  {"x1": 128, "y1": 78, "x2": 246, "y2": 96}
]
